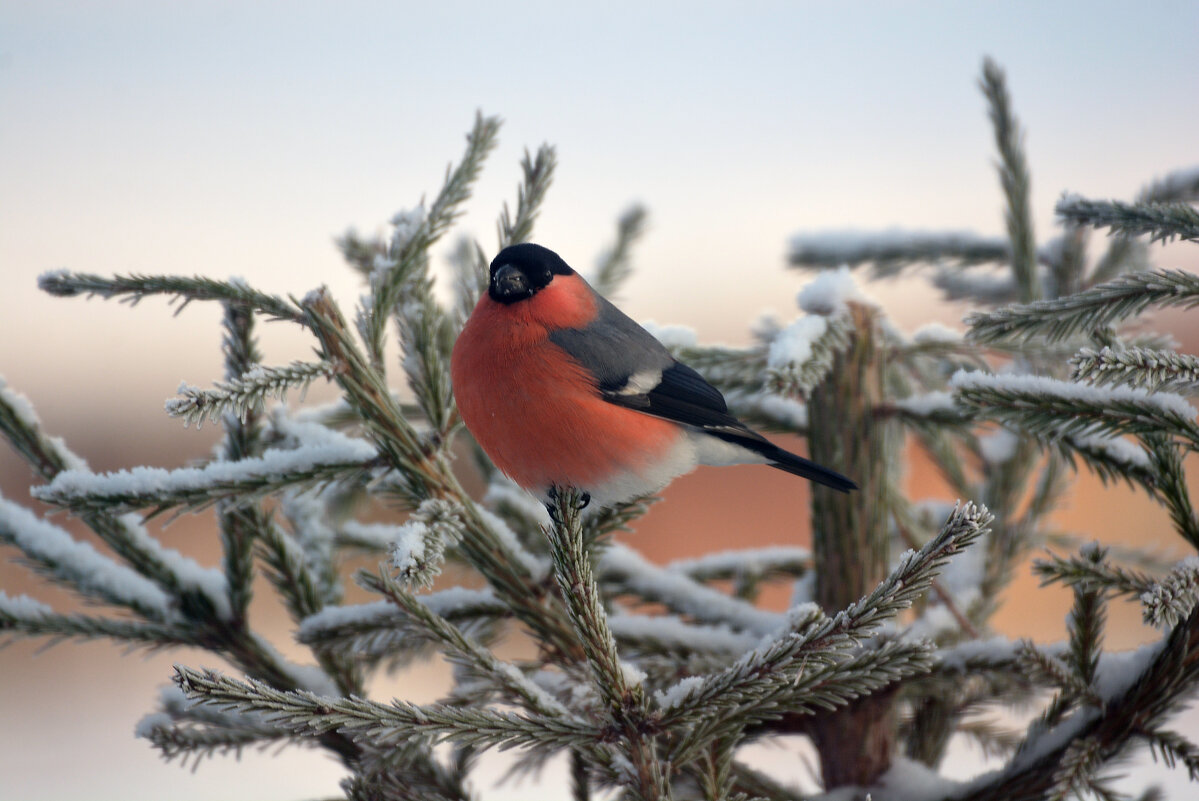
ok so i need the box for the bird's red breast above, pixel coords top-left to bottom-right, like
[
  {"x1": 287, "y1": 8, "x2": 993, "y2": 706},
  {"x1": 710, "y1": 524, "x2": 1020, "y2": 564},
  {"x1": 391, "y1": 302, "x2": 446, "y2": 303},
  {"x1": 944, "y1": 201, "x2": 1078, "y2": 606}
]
[{"x1": 451, "y1": 274, "x2": 682, "y2": 493}]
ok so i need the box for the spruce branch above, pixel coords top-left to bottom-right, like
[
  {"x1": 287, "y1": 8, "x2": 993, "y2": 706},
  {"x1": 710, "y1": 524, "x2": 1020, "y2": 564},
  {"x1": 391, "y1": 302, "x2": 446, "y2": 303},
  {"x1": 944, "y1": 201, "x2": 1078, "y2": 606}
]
[
  {"x1": 1072, "y1": 345, "x2": 1199, "y2": 393},
  {"x1": 300, "y1": 288, "x2": 433, "y2": 495},
  {"x1": 0, "y1": 497, "x2": 176, "y2": 621},
  {"x1": 765, "y1": 314, "x2": 854, "y2": 398},
  {"x1": 965, "y1": 269, "x2": 1199, "y2": 344},
  {"x1": 598, "y1": 542, "x2": 781, "y2": 635},
  {"x1": 497, "y1": 145, "x2": 558, "y2": 250},
  {"x1": 359, "y1": 569, "x2": 569, "y2": 718},
  {"x1": 1048, "y1": 736, "x2": 1103, "y2": 801},
  {"x1": 0, "y1": 385, "x2": 235, "y2": 616},
  {"x1": 1141, "y1": 166, "x2": 1199, "y2": 203},
  {"x1": 168, "y1": 361, "x2": 337, "y2": 429},
  {"x1": 363, "y1": 112, "x2": 501, "y2": 364},
  {"x1": 453, "y1": 146, "x2": 557, "y2": 321},
  {"x1": 255, "y1": 514, "x2": 331, "y2": 624},
  {"x1": 788, "y1": 229, "x2": 1010, "y2": 272},
  {"x1": 0, "y1": 376, "x2": 88, "y2": 481},
  {"x1": 590, "y1": 204, "x2": 649, "y2": 300},
  {"x1": 1056, "y1": 194, "x2": 1199, "y2": 244},
  {"x1": 31, "y1": 441, "x2": 379, "y2": 517},
  {"x1": 981, "y1": 57, "x2": 1039, "y2": 302},
  {"x1": 1035, "y1": 551, "x2": 1155, "y2": 600},
  {"x1": 658, "y1": 503, "x2": 990, "y2": 737},
  {"x1": 950, "y1": 371, "x2": 1199, "y2": 447},
  {"x1": 302, "y1": 289, "x2": 583, "y2": 663},
  {"x1": 1066, "y1": 547, "x2": 1107, "y2": 690},
  {"x1": 0, "y1": 591, "x2": 192, "y2": 647},
  {"x1": 298, "y1": 591, "x2": 505, "y2": 668},
  {"x1": 397, "y1": 296, "x2": 456, "y2": 438},
  {"x1": 173, "y1": 666, "x2": 598, "y2": 753},
  {"x1": 1142, "y1": 726, "x2": 1199, "y2": 781},
  {"x1": 545, "y1": 487, "x2": 669, "y2": 801},
  {"x1": 667, "y1": 546, "x2": 812, "y2": 587},
  {"x1": 37, "y1": 270, "x2": 304, "y2": 323},
  {"x1": 1141, "y1": 558, "x2": 1199, "y2": 629},
  {"x1": 217, "y1": 301, "x2": 264, "y2": 620},
  {"x1": 137, "y1": 714, "x2": 302, "y2": 768}
]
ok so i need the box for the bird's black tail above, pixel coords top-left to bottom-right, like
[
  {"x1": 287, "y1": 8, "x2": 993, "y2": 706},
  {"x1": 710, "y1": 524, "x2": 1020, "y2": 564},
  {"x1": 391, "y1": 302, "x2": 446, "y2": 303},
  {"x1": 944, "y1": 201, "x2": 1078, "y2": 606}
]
[
  {"x1": 764, "y1": 447, "x2": 858, "y2": 493},
  {"x1": 713, "y1": 431, "x2": 857, "y2": 493}
]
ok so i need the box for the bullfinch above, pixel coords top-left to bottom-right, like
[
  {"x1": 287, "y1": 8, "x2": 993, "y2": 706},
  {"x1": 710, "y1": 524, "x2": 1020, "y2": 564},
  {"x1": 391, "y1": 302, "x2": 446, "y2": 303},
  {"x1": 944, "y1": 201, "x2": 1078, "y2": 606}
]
[{"x1": 450, "y1": 243, "x2": 857, "y2": 509}]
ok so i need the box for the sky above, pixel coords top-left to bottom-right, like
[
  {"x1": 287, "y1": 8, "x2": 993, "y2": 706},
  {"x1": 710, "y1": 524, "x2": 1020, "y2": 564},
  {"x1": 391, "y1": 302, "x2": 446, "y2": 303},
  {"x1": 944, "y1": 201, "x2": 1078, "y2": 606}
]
[{"x1": 2, "y1": 1, "x2": 1198, "y2": 799}]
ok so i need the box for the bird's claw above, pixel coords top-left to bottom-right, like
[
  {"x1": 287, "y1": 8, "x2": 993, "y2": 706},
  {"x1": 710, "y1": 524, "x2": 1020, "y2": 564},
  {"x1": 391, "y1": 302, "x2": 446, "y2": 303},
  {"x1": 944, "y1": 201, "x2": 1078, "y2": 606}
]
[{"x1": 545, "y1": 487, "x2": 591, "y2": 522}]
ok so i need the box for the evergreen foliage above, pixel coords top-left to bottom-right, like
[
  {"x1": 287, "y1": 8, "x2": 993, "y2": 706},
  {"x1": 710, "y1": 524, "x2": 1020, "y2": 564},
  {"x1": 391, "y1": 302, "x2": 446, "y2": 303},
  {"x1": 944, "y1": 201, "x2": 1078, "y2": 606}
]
[{"x1": 4, "y1": 59, "x2": 1199, "y2": 800}]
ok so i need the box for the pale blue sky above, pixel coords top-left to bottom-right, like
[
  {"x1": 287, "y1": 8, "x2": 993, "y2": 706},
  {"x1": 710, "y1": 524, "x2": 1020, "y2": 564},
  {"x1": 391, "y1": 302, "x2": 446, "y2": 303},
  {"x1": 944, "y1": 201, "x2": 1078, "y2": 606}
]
[{"x1": 1, "y1": 3, "x2": 1198, "y2": 799}]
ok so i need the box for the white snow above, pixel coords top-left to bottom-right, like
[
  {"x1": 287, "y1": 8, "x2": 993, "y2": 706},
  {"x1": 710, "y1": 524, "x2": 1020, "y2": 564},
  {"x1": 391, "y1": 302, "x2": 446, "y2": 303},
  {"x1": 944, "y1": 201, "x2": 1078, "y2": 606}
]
[
  {"x1": 640, "y1": 320, "x2": 699, "y2": 350},
  {"x1": 0, "y1": 498, "x2": 174, "y2": 618},
  {"x1": 0, "y1": 375, "x2": 88, "y2": 471},
  {"x1": 1066, "y1": 431, "x2": 1151, "y2": 469},
  {"x1": 767, "y1": 316, "x2": 829, "y2": 368},
  {"x1": 797, "y1": 266, "x2": 875, "y2": 316},
  {"x1": 299, "y1": 599, "x2": 398, "y2": 638},
  {"x1": 654, "y1": 675, "x2": 706, "y2": 710},
  {"x1": 894, "y1": 391, "x2": 957, "y2": 417},
  {"x1": 476, "y1": 507, "x2": 547, "y2": 580},
  {"x1": 337, "y1": 519, "x2": 404, "y2": 550},
  {"x1": 912, "y1": 322, "x2": 964, "y2": 345},
  {"x1": 789, "y1": 228, "x2": 1005, "y2": 260},
  {"x1": 494, "y1": 662, "x2": 569, "y2": 715},
  {"x1": 619, "y1": 660, "x2": 647, "y2": 687},
  {"x1": 608, "y1": 613, "x2": 757, "y2": 654},
  {"x1": 389, "y1": 520, "x2": 431, "y2": 574},
  {"x1": 667, "y1": 546, "x2": 812, "y2": 577},
  {"x1": 978, "y1": 428, "x2": 1020, "y2": 465},
  {"x1": 34, "y1": 436, "x2": 377, "y2": 507},
  {"x1": 874, "y1": 756, "x2": 965, "y2": 801},
  {"x1": 598, "y1": 543, "x2": 782, "y2": 635},
  {"x1": 949, "y1": 370, "x2": 1197, "y2": 420},
  {"x1": 116, "y1": 513, "x2": 232, "y2": 620},
  {"x1": 484, "y1": 476, "x2": 552, "y2": 526},
  {"x1": 0, "y1": 590, "x2": 54, "y2": 619},
  {"x1": 727, "y1": 390, "x2": 809, "y2": 430},
  {"x1": 389, "y1": 204, "x2": 427, "y2": 253}
]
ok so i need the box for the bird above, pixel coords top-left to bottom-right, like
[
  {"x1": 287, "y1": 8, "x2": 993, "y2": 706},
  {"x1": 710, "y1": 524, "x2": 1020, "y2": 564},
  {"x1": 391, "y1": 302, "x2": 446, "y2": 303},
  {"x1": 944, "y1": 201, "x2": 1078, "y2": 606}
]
[{"x1": 450, "y1": 243, "x2": 857, "y2": 511}]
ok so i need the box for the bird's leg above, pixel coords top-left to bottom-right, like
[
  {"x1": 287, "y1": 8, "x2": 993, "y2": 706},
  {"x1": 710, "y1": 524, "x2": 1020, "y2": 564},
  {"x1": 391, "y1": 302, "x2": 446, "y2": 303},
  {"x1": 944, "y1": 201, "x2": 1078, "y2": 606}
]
[{"x1": 546, "y1": 486, "x2": 591, "y2": 522}]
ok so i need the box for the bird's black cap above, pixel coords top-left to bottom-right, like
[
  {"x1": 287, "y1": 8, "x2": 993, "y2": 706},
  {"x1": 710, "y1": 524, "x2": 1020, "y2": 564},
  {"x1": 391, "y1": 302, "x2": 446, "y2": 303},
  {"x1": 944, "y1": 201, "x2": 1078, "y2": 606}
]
[{"x1": 488, "y1": 243, "x2": 574, "y2": 304}]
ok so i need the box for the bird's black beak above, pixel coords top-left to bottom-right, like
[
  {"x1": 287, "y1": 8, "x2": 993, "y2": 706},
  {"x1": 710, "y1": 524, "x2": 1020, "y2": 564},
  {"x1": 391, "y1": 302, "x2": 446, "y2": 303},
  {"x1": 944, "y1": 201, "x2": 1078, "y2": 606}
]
[{"x1": 489, "y1": 264, "x2": 531, "y2": 303}]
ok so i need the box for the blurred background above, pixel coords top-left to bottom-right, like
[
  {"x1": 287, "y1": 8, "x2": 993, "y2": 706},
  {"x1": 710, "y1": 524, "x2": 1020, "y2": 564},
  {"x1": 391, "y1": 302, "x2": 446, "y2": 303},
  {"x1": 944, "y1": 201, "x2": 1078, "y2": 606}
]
[{"x1": 2, "y1": 1, "x2": 1199, "y2": 799}]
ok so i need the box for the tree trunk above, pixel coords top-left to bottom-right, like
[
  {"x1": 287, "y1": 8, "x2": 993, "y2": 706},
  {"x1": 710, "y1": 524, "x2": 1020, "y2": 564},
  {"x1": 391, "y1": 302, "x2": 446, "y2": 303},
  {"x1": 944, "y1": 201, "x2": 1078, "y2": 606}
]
[{"x1": 806, "y1": 302, "x2": 896, "y2": 789}]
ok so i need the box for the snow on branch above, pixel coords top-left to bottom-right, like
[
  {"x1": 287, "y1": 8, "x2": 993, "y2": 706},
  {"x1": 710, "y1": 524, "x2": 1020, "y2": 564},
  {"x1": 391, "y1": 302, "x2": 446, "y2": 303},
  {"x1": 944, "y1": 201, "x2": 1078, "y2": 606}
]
[
  {"x1": 0, "y1": 590, "x2": 191, "y2": 646},
  {"x1": 667, "y1": 545, "x2": 813, "y2": 584},
  {"x1": 1071, "y1": 344, "x2": 1199, "y2": 393},
  {"x1": 598, "y1": 542, "x2": 782, "y2": 635},
  {"x1": 173, "y1": 666, "x2": 598, "y2": 753},
  {"x1": 167, "y1": 361, "x2": 338, "y2": 429},
  {"x1": 655, "y1": 503, "x2": 991, "y2": 759},
  {"x1": 788, "y1": 228, "x2": 1009, "y2": 271},
  {"x1": 589, "y1": 204, "x2": 648, "y2": 300},
  {"x1": 1056, "y1": 193, "x2": 1199, "y2": 244},
  {"x1": 32, "y1": 436, "x2": 379, "y2": 516},
  {"x1": 965, "y1": 269, "x2": 1199, "y2": 344},
  {"x1": 766, "y1": 314, "x2": 853, "y2": 398},
  {"x1": 1141, "y1": 165, "x2": 1199, "y2": 203},
  {"x1": 361, "y1": 112, "x2": 501, "y2": 364},
  {"x1": 38, "y1": 271, "x2": 304, "y2": 323},
  {"x1": 0, "y1": 497, "x2": 175, "y2": 620},
  {"x1": 951, "y1": 369, "x2": 1199, "y2": 445}
]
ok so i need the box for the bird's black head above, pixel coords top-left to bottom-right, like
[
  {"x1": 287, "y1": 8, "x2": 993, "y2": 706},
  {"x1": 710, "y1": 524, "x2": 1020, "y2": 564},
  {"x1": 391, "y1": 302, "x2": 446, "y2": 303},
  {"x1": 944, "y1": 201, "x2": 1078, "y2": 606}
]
[{"x1": 488, "y1": 243, "x2": 574, "y2": 304}]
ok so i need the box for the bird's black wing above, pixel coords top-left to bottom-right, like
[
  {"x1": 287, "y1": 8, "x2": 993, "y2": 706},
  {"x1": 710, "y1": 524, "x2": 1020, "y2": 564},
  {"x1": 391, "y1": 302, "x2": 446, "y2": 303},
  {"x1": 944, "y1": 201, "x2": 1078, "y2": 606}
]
[{"x1": 548, "y1": 290, "x2": 856, "y2": 493}]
